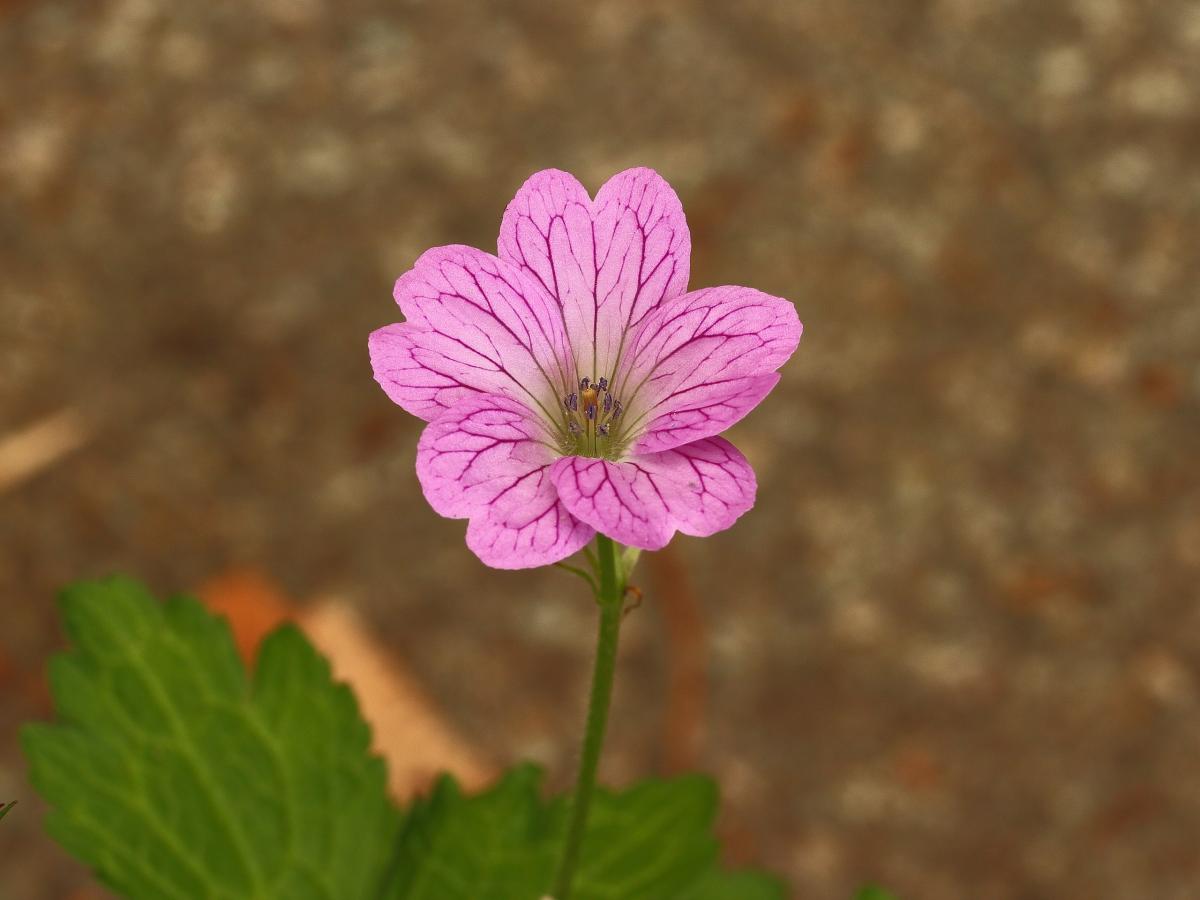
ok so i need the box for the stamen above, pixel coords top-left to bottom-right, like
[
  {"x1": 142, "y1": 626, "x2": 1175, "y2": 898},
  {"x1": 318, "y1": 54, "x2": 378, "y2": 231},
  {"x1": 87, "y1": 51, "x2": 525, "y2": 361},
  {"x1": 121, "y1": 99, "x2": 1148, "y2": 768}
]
[{"x1": 561, "y1": 371, "x2": 625, "y2": 458}]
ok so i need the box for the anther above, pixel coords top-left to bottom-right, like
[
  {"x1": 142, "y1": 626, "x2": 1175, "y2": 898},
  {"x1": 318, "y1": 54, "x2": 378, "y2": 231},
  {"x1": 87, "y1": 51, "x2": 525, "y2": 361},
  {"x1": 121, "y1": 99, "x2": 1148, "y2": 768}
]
[
  {"x1": 603, "y1": 393, "x2": 613, "y2": 413},
  {"x1": 580, "y1": 377, "x2": 590, "y2": 391},
  {"x1": 598, "y1": 423, "x2": 610, "y2": 436},
  {"x1": 569, "y1": 421, "x2": 582, "y2": 434},
  {"x1": 612, "y1": 400, "x2": 623, "y2": 418},
  {"x1": 598, "y1": 377, "x2": 609, "y2": 391},
  {"x1": 565, "y1": 393, "x2": 578, "y2": 411}
]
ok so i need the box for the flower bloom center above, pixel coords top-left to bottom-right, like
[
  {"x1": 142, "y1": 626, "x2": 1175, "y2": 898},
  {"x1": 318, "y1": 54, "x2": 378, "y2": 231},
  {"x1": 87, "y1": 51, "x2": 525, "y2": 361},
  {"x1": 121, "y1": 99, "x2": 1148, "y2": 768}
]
[{"x1": 560, "y1": 375, "x2": 625, "y2": 460}]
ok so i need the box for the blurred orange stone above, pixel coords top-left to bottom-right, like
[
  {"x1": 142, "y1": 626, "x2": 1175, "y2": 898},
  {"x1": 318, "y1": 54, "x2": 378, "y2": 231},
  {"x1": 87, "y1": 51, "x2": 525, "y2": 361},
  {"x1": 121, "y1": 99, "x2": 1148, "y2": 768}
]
[{"x1": 197, "y1": 568, "x2": 294, "y2": 664}]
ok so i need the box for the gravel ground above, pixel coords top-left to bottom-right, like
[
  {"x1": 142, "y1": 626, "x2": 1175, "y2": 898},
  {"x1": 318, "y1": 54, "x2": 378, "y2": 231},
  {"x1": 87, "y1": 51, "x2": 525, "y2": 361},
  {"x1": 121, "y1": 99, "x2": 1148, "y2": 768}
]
[{"x1": 2, "y1": 1, "x2": 1199, "y2": 898}]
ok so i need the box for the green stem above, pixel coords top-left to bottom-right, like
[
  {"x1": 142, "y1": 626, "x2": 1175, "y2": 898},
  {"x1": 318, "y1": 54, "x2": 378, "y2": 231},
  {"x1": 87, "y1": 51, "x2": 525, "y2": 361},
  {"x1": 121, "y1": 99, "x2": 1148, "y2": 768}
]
[
  {"x1": 551, "y1": 534, "x2": 623, "y2": 900},
  {"x1": 554, "y1": 562, "x2": 599, "y2": 594}
]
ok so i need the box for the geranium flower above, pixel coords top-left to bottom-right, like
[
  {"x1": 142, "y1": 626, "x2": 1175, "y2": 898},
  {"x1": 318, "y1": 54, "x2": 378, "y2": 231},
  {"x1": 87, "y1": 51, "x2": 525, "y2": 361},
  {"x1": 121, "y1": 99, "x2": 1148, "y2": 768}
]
[{"x1": 369, "y1": 168, "x2": 802, "y2": 568}]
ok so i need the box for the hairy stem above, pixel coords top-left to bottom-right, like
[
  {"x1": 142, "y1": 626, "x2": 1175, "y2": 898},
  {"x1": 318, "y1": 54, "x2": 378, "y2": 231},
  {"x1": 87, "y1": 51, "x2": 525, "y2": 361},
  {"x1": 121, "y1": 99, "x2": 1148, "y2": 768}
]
[{"x1": 551, "y1": 534, "x2": 623, "y2": 899}]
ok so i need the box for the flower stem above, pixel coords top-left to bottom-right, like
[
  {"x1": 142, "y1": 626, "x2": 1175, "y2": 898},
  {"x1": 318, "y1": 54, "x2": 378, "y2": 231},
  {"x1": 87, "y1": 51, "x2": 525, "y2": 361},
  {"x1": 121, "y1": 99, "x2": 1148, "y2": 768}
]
[{"x1": 551, "y1": 534, "x2": 623, "y2": 900}]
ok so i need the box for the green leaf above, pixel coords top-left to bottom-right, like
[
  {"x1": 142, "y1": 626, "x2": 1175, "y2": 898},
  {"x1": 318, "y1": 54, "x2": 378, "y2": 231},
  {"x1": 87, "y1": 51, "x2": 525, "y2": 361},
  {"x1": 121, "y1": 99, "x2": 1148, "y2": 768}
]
[
  {"x1": 679, "y1": 869, "x2": 785, "y2": 899},
  {"x1": 0, "y1": 801, "x2": 15, "y2": 822},
  {"x1": 382, "y1": 765, "x2": 560, "y2": 900},
  {"x1": 21, "y1": 576, "x2": 787, "y2": 900},
  {"x1": 383, "y1": 766, "x2": 770, "y2": 900},
  {"x1": 674, "y1": 865, "x2": 787, "y2": 899},
  {"x1": 22, "y1": 577, "x2": 398, "y2": 900},
  {"x1": 576, "y1": 773, "x2": 718, "y2": 898},
  {"x1": 855, "y1": 887, "x2": 900, "y2": 900}
]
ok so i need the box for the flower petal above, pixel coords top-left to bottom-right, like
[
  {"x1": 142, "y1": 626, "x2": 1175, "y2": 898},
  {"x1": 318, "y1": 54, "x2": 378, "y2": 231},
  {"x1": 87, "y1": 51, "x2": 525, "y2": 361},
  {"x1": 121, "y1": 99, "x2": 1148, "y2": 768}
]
[
  {"x1": 498, "y1": 167, "x2": 691, "y2": 382},
  {"x1": 496, "y1": 167, "x2": 592, "y2": 315},
  {"x1": 416, "y1": 394, "x2": 557, "y2": 519},
  {"x1": 466, "y1": 498, "x2": 594, "y2": 570},
  {"x1": 417, "y1": 394, "x2": 593, "y2": 569},
  {"x1": 369, "y1": 322, "x2": 476, "y2": 421},
  {"x1": 631, "y1": 373, "x2": 781, "y2": 454},
  {"x1": 615, "y1": 286, "x2": 802, "y2": 453},
  {"x1": 381, "y1": 244, "x2": 573, "y2": 423},
  {"x1": 550, "y1": 437, "x2": 756, "y2": 551}
]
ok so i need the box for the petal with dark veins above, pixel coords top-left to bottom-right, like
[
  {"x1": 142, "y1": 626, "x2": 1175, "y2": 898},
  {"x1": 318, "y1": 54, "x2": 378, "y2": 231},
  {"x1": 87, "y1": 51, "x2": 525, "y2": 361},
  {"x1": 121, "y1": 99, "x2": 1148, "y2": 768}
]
[
  {"x1": 368, "y1": 322, "x2": 478, "y2": 421},
  {"x1": 550, "y1": 437, "x2": 756, "y2": 550},
  {"x1": 374, "y1": 245, "x2": 573, "y2": 423},
  {"x1": 631, "y1": 373, "x2": 782, "y2": 454},
  {"x1": 615, "y1": 286, "x2": 802, "y2": 453},
  {"x1": 498, "y1": 168, "x2": 691, "y2": 382},
  {"x1": 416, "y1": 394, "x2": 593, "y2": 568},
  {"x1": 466, "y1": 492, "x2": 594, "y2": 570}
]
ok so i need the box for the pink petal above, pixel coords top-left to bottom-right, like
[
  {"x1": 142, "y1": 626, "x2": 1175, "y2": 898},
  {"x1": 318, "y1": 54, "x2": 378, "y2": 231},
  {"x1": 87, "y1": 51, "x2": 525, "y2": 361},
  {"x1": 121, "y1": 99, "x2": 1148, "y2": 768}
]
[
  {"x1": 549, "y1": 437, "x2": 756, "y2": 551},
  {"x1": 498, "y1": 167, "x2": 691, "y2": 382},
  {"x1": 616, "y1": 286, "x2": 802, "y2": 453},
  {"x1": 369, "y1": 322, "x2": 475, "y2": 421},
  {"x1": 632, "y1": 373, "x2": 781, "y2": 454},
  {"x1": 376, "y1": 245, "x2": 573, "y2": 423},
  {"x1": 415, "y1": 394, "x2": 552, "y2": 517},
  {"x1": 417, "y1": 394, "x2": 593, "y2": 568},
  {"x1": 466, "y1": 498, "x2": 594, "y2": 570}
]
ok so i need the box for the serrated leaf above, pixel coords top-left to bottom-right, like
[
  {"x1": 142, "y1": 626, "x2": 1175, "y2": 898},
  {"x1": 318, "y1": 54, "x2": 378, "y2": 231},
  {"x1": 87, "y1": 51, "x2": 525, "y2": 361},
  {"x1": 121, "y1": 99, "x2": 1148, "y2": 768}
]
[
  {"x1": 674, "y1": 865, "x2": 787, "y2": 899},
  {"x1": 382, "y1": 765, "x2": 560, "y2": 900},
  {"x1": 576, "y1": 775, "x2": 718, "y2": 899},
  {"x1": 855, "y1": 887, "x2": 900, "y2": 900},
  {"x1": 383, "y1": 766, "x2": 767, "y2": 900},
  {"x1": 0, "y1": 801, "x2": 15, "y2": 822},
  {"x1": 22, "y1": 577, "x2": 399, "y2": 900}
]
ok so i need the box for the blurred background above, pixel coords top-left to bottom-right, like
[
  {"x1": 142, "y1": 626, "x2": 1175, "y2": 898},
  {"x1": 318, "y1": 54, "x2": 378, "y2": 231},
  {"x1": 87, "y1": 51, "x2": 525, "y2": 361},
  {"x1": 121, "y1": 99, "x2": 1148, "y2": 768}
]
[{"x1": 2, "y1": 0, "x2": 1199, "y2": 897}]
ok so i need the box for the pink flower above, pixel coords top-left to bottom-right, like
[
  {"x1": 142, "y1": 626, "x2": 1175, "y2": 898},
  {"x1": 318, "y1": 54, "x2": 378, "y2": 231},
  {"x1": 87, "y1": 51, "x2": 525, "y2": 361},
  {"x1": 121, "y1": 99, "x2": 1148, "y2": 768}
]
[{"x1": 369, "y1": 168, "x2": 802, "y2": 568}]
